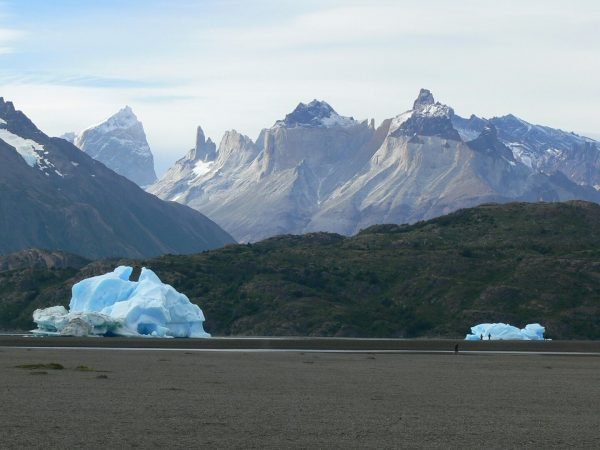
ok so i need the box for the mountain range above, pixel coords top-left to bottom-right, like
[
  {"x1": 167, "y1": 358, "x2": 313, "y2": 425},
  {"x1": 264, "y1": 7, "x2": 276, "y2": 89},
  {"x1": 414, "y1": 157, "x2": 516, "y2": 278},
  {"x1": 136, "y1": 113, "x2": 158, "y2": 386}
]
[
  {"x1": 149, "y1": 89, "x2": 600, "y2": 242},
  {"x1": 0, "y1": 97, "x2": 234, "y2": 259}
]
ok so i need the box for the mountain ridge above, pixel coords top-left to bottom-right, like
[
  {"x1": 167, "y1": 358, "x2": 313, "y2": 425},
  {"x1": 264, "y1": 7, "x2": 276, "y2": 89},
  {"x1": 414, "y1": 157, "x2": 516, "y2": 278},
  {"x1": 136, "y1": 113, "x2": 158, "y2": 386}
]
[{"x1": 150, "y1": 89, "x2": 600, "y2": 242}]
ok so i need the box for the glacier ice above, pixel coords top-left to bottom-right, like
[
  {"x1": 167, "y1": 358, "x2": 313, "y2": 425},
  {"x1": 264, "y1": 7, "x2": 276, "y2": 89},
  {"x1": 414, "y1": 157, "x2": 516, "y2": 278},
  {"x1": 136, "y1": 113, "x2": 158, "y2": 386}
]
[
  {"x1": 465, "y1": 323, "x2": 545, "y2": 341},
  {"x1": 32, "y1": 266, "x2": 210, "y2": 338}
]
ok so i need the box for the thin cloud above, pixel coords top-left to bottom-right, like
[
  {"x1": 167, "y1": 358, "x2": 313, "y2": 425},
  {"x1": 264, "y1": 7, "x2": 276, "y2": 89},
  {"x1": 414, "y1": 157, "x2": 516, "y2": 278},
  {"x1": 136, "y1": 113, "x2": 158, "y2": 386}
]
[
  {"x1": 0, "y1": 27, "x2": 23, "y2": 53},
  {"x1": 0, "y1": 71, "x2": 175, "y2": 89},
  {"x1": 132, "y1": 94, "x2": 202, "y2": 104},
  {"x1": 203, "y1": 1, "x2": 597, "y2": 52}
]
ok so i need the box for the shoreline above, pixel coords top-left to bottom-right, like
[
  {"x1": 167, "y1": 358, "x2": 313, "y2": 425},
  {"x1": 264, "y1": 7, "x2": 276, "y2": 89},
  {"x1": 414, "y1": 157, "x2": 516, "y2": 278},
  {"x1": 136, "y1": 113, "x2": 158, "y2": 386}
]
[{"x1": 1, "y1": 335, "x2": 599, "y2": 353}]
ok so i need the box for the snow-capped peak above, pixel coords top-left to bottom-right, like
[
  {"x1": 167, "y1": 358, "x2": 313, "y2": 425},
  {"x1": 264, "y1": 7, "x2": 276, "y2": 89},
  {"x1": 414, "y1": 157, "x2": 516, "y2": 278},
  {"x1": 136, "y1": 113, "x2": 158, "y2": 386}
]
[
  {"x1": 412, "y1": 89, "x2": 453, "y2": 118},
  {"x1": 274, "y1": 99, "x2": 359, "y2": 129},
  {"x1": 104, "y1": 105, "x2": 138, "y2": 128},
  {"x1": 413, "y1": 88, "x2": 435, "y2": 109},
  {"x1": 80, "y1": 106, "x2": 140, "y2": 135},
  {"x1": 73, "y1": 106, "x2": 157, "y2": 186},
  {"x1": 388, "y1": 89, "x2": 455, "y2": 135}
]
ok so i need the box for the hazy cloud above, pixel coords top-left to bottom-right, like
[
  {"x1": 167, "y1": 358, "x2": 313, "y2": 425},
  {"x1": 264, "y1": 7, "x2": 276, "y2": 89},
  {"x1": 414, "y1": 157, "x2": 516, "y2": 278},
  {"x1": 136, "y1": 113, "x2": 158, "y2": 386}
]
[
  {"x1": 0, "y1": 71, "x2": 174, "y2": 89},
  {"x1": 0, "y1": 27, "x2": 22, "y2": 54}
]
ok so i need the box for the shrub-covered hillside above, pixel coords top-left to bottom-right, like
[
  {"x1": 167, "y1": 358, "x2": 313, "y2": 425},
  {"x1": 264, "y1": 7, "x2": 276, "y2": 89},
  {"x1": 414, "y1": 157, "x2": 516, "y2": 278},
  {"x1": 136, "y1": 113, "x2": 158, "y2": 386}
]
[{"x1": 1, "y1": 201, "x2": 599, "y2": 339}]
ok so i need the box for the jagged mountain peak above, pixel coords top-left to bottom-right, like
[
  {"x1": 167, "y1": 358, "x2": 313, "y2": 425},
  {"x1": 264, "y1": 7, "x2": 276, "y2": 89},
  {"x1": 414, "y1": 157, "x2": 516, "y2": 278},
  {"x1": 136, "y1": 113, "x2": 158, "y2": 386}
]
[
  {"x1": 413, "y1": 89, "x2": 453, "y2": 118},
  {"x1": 389, "y1": 89, "x2": 459, "y2": 140},
  {"x1": 0, "y1": 97, "x2": 16, "y2": 115},
  {"x1": 190, "y1": 125, "x2": 217, "y2": 162},
  {"x1": 0, "y1": 98, "x2": 50, "y2": 170},
  {"x1": 413, "y1": 88, "x2": 435, "y2": 110},
  {"x1": 0, "y1": 97, "x2": 43, "y2": 138},
  {"x1": 74, "y1": 106, "x2": 143, "y2": 142},
  {"x1": 305, "y1": 99, "x2": 335, "y2": 112},
  {"x1": 74, "y1": 106, "x2": 157, "y2": 186},
  {"x1": 275, "y1": 99, "x2": 358, "y2": 129},
  {"x1": 196, "y1": 125, "x2": 206, "y2": 147},
  {"x1": 95, "y1": 105, "x2": 139, "y2": 132},
  {"x1": 219, "y1": 129, "x2": 255, "y2": 150},
  {"x1": 466, "y1": 123, "x2": 515, "y2": 161},
  {"x1": 217, "y1": 130, "x2": 256, "y2": 165}
]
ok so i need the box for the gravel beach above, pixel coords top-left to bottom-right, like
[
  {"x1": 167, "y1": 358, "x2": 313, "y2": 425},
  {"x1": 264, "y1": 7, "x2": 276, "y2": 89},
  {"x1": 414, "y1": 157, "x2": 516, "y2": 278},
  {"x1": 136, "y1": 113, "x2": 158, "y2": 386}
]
[{"x1": 1, "y1": 340, "x2": 599, "y2": 449}]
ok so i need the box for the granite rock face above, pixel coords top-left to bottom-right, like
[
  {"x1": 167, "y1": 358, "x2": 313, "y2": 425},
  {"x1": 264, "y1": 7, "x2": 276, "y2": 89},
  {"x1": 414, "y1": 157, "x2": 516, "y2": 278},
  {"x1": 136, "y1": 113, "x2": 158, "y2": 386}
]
[{"x1": 150, "y1": 90, "x2": 600, "y2": 241}]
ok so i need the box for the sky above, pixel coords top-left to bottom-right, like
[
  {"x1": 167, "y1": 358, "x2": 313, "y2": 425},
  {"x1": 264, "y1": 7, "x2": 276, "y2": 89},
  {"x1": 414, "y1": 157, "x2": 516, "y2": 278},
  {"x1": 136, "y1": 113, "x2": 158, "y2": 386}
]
[{"x1": 1, "y1": 0, "x2": 599, "y2": 175}]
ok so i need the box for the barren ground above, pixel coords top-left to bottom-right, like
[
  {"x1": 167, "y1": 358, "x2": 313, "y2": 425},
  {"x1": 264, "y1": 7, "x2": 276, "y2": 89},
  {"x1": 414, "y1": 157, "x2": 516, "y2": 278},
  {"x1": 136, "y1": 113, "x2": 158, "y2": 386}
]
[{"x1": 1, "y1": 341, "x2": 599, "y2": 448}]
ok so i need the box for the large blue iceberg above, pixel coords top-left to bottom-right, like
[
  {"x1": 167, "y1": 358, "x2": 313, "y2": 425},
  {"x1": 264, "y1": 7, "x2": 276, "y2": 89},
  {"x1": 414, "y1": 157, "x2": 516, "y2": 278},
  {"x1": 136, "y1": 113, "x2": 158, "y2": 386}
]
[
  {"x1": 465, "y1": 323, "x2": 545, "y2": 341},
  {"x1": 32, "y1": 266, "x2": 210, "y2": 338}
]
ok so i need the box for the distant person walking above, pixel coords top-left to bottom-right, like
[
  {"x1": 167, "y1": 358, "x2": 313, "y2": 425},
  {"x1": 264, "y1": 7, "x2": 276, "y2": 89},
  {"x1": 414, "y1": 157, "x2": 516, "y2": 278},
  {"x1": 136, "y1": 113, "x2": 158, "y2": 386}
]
[
  {"x1": 488, "y1": 333, "x2": 492, "y2": 340},
  {"x1": 480, "y1": 333, "x2": 484, "y2": 340}
]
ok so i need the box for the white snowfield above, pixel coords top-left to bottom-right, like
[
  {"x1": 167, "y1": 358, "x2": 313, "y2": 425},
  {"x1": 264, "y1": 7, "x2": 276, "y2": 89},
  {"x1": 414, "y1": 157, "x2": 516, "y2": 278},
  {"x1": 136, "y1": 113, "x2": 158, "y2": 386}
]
[
  {"x1": 32, "y1": 266, "x2": 210, "y2": 338},
  {"x1": 193, "y1": 159, "x2": 215, "y2": 177},
  {"x1": 318, "y1": 110, "x2": 359, "y2": 128},
  {"x1": 0, "y1": 128, "x2": 46, "y2": 168},
  {"x1": 465, "y1": 323, "x2": 545, "y2": 340}
]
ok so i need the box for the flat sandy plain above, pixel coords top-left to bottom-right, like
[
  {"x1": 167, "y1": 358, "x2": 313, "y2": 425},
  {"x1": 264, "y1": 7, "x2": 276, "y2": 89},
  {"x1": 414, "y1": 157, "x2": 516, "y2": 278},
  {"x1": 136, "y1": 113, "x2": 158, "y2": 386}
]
[{"x1": 1, "y1": 337, "x2": 599, "y2": 449}]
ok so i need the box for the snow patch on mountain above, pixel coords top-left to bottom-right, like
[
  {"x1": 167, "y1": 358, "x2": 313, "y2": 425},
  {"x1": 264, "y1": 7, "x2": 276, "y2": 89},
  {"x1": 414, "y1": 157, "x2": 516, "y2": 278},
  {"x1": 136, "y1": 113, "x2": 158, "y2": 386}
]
[
  {"x1": 319, "y1": 112, "x2": 359, "y2": 128},
  {"x1": 0, "y1": 128, "x2": 45, "y2": 167},
  {"x1": 507, "y1": 143, "x2": 534, "y2": 168},
  {"x1": 193, "y1": 160, "x2": 215, "y2": 177},
  {"x1": 274, "y1": 99, "x2": 360, "y2": 129},
  {"x1": 388, "y1": 111, "x2": 412, "y2": 134},
  {"x1": 416, "y1": 102, "x2": 452, "y2": 118}
]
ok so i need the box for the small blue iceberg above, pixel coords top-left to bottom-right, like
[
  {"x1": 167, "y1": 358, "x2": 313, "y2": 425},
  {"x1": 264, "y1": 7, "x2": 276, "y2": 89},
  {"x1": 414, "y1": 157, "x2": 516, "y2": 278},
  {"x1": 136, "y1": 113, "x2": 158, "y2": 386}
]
[{"x1": 465, "y1": 323, "x2": 545, "y2": 340}]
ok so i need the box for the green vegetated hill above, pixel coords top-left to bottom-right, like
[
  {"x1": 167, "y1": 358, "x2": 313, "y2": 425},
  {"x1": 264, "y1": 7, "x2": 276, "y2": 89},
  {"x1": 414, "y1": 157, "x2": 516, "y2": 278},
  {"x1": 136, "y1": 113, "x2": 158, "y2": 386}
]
[{"x1": 1, "y1": 201, "x2": 599, "y2": 339}]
